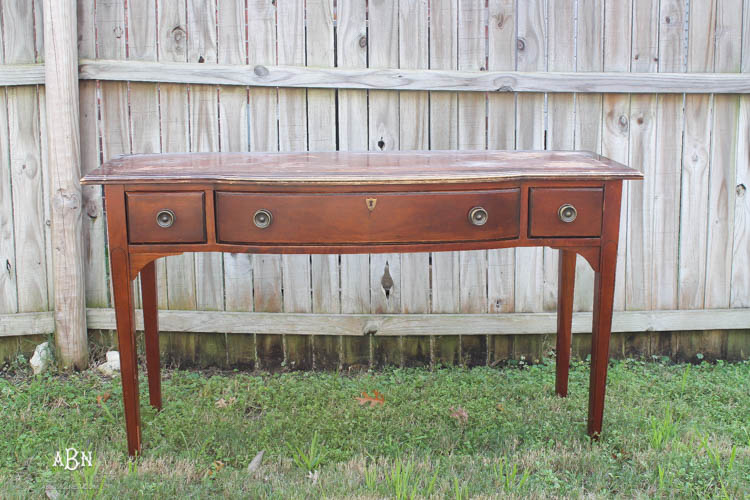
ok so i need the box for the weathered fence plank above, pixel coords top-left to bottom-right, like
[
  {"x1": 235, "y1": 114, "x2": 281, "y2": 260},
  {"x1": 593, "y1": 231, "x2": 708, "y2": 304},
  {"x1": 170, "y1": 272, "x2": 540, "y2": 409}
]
[
  {"x1": 74, "y1": 60, "x2": 750, "y2": 94},
  {"x1": 429, "y1": 0, "x2": 460, "y2": 366},
  {"x1": 5, "y1": 1, "x2": 48, "y2": 314},
  {"x1": 337, "y1": 0, "x2": 370, "y2": 369},
  {"x1": 486, "y1": 0, "x2": 516, "y2": 363}
]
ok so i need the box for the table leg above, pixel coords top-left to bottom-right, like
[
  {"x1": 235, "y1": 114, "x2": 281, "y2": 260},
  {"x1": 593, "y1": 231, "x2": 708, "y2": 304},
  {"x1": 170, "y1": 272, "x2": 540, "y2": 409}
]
[
  {"x1": 106, "y1": 185, "x2": 142, "y2": 457},
  {"x1": 141, "y1": 260, "x2": 162, "y2": 410},
  {"x1": 110, "y1": 246, "x2": 142, "y2": 456},
  {"x1": 587, "y1": 181, "x2": 622, "y2": 439},
  {"x1": 556, "y1": 250, "x2": 576, "y2": 397}
]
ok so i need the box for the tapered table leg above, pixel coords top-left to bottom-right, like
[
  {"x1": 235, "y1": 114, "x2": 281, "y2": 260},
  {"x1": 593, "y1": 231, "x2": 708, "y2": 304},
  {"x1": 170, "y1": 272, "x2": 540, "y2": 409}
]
[
  {"x1": 106, "y1": 185, "x2": 142, "y2": 457},
  {"x1": 587, "y1": 181, "x2": 622, "y2": 439},
  {"x1": 141, "y1": 260, "x2": 162, "y2": 410},
  {"x1": 556, "y1": 250, "x2": 576, "y2": 397}
]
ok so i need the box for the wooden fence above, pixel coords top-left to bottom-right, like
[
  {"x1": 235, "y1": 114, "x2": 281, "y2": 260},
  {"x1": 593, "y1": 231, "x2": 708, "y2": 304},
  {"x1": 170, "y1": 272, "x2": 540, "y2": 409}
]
[{"x1": 0, "y1": 0, "x2": 749, "y2": 369}]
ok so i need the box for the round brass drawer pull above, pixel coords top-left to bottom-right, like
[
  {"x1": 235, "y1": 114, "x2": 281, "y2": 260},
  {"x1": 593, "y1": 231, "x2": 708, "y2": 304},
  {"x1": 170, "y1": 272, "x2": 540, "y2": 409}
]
[
  {"x1": 558, "y1": 204, "x2": 577, "y2": 223},
  {"x1": 468, "y1": 206, "x2": 488, "y2": 226},
  {"x1": 253, "y1": 209, "x2": 273, "y2": 229},
  {"x1": 156, "y1": 209, "x2": 175, "y2": 228}
]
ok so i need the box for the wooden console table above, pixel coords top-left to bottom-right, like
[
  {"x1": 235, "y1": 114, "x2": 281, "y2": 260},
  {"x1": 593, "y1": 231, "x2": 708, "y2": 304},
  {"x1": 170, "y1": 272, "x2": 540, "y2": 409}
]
[{"x1": 81, "y1": 150, "x2": 642, "y2": 456}]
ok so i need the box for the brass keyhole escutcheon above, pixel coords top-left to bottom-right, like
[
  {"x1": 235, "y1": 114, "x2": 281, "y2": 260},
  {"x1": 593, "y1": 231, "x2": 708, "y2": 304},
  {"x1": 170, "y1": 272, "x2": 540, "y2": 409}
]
[
  {"x1": 156, "y1": 209, "x2": 175, "y2": 228},
  {"x1": 253, "y1": 209, "x2": 273, "y2": 229},
  {"x1": 468, "y1": 206, "x2": 488, "y2": 226},
  {"x1": 558, "y1": 204, "x2": 577, "y2": 223}
]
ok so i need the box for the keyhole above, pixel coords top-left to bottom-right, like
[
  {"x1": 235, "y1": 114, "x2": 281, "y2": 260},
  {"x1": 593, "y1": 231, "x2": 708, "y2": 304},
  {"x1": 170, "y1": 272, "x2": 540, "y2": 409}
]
[{"x1": 381, "y1": 262, "x2": 394, "y2": 299}]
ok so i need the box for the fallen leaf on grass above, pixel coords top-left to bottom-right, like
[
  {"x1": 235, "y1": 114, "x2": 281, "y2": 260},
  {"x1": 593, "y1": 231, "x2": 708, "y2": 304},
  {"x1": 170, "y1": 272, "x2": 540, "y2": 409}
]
[
  {"x1": 496, "y1": 404, "x2": 504, "y2": 412},
  {"x1": 450, "y1": 406, "x2": 469, "y2": 424},
  {"x1": 208, "y1": 460, "x2": 225, "y2": 476},
  {"x1": 355, "y1": 390, "x2": 385, "y2": 407},
  {"x1": 96, "y1": 393, "x2": 111, "y2": 406},
  {"x1": 215, "y1": 397, "x2": 237, "y2": 408}
]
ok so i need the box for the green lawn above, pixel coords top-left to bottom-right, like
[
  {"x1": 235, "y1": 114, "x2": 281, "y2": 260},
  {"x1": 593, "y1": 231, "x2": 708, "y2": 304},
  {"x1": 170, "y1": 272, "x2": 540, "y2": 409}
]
[{"x1": 1, "y1": 358, "x2": 748, "y2": 499}]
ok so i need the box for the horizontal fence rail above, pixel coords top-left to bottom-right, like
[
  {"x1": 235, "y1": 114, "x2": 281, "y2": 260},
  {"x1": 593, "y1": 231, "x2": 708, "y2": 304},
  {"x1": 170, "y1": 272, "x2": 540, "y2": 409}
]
[
  {"x1": 3, "y1": 309, "x2": 750, "y2": 338},
  {"x1": 3, "y1": 61, "x2": 750, "y2": 93}
]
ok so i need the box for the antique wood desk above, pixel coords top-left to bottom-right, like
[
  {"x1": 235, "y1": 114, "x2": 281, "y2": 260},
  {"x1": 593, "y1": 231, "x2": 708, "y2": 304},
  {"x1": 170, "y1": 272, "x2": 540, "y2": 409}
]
[{"x1": 81, "y1": 151, "x2": 642, "y2": 456}]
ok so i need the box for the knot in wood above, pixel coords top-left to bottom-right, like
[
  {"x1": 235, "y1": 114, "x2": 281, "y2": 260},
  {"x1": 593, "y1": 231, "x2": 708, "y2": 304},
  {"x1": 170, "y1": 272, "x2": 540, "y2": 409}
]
[
  {"x1": 171, "y1": 26, "x2": 185, "y2": 43},
  {"x1": 85, "y1": 199, "x2": 100, "y2": 218},
  {"x1": 358, "y1": 35, "x2": 367, "y2": 48},
  {"x1": 517, "y1": 38, "x2": 526, "y2": 51},
  {"x1": 618, "y1": 115, "x2": 628, "y2": 131},
  {"x1": 254, "y1": 65, "x2": 269, "y2": 77},
  {"x1": 52, "y1": 190, "x2": 81, "y2": 212},
  {"x1": 737, "y1": 184, "x2": 746, "y2": 197}
]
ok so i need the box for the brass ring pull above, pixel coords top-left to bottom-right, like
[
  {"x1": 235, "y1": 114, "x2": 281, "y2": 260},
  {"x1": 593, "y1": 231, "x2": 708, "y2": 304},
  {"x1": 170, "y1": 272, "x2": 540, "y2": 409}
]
[
  {"x1": 558, "y1": 204, "x2": 577, "y2": 223},
  {"x1": 156, "y1": 209, "x2": 175, "y2": 228},
  {"x1": 253, "y1": 209, "x2": 273, "y2": 229},
  {"x1": 468, "y1": 206, "x2": 488, "y2": 226}
]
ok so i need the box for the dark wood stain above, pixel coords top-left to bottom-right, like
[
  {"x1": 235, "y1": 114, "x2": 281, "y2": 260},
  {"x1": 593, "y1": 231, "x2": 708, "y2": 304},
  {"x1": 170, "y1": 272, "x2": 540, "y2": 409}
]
[{"x1": 91, "y1": 151, "x2": 643, "y2": 456}]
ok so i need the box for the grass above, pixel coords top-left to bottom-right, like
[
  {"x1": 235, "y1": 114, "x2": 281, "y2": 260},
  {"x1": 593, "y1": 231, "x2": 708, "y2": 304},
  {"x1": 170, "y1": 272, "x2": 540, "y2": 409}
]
[{"x1": 0, "y1": 358, "x2": 748, "y2": 498}]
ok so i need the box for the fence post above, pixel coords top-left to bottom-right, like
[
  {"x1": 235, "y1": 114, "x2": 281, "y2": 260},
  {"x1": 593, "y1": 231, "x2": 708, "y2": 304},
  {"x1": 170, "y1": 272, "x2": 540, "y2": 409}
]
[{"x1": 43, "y1": 0, "x2": 88, "y2": 369}]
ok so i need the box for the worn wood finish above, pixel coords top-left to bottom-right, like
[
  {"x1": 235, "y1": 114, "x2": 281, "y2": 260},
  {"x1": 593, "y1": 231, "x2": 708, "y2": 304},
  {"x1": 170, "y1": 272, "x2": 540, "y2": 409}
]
[
  {"x1": 42, "y1": 0, "x2": 89, "y2": 362},
  {"x1": 86, "y1": 151, "x2": 640, "y2": 455},
  {"x1": 83, "y1": 151, "x2": 639, "y2": 185},
  {"x1": 73, "y1": 59, "x2": 750, "y2": 94}
]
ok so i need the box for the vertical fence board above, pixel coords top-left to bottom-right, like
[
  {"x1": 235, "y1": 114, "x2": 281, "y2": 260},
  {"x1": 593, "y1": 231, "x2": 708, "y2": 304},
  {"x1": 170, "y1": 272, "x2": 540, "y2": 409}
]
[
  {"x1": 127, "y1": 0, "x2": 164, "y2": 309},
  {"x1": 4, "y1": 1, "x2": 48, "y2": 313},
  {"x1": 486, "y1": 0, "x2": 516, "y2": 362},
  {"x1": 247, "y1": 0, "x2": 283, "y2": 369},
  {"x1": 306, "y1": 0, "x2": 339, "y2": 369},
  {"x1": 513, "y1": 0, "x2": 546, "y2": 362},
  {"x1": 0, "y1": 14, "x2": 16, "y2": 316},
  {"x1": 277, "y1": 0, "x2": 312, "y2": 369},
  {"x1": 572, "y1": 0, "x2": 604, "y2": 314},
  {"x1": 369, "y1": 0, "x2": 402, "y2": 366},
  {"x1": 429, "y1": 0, "x2": 460, "y2": 366},
  {"x1": 457, "y1": 0, "x2": 487, "y2": 366},
  {"x1": 731, "y1": 0, "x2": 750, "y2": 308},
  {"x1": 187, "y1": 0, "x2": 223, "y2": 315},
  {"x1": 337, "y1": 0, "x2": 370, "y2": 369},
  {"x1": 77, "y1": 0, "x2": 109, "y2": 309},
  {"x1": 705, "y1": 0, "x2": 743, "y2": 309},
  {"x1": 515, "y1": 0, "x2": 545, "y2": 315},
  {"x1": 653, "y1": 0, "x2": 685, "y2": 311},
  {"x1": 398, "y1": 0, "x2": 431, "y2": 366},
  {"x1": 602, "y1": 0, "x2": 632, "y2": 313},
  {"x1": 678, "y1": 0, "x2": 715, "y2": 310},
  {"x1": 544, "y1": 0, "x2": 575, "y2": 314},
  {"x1": 627, "y1": 0, "x2": 659, "y2": 311},
  {"x1": 218, "y1": 0, "x2": 254, "y2": 368}
]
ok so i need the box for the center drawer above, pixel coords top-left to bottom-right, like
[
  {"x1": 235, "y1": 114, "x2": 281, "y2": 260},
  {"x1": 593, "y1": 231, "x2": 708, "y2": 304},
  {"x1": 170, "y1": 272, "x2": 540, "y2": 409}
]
[{"x1": 215, "y1": 190, "x2": 520, "y2": 245}]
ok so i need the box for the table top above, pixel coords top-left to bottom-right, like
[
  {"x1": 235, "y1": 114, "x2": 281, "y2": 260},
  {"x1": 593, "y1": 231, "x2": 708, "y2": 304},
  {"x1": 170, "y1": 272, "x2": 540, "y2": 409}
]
[{"x1": 81, "y1": 150, "x2": 643, "y2": 185}]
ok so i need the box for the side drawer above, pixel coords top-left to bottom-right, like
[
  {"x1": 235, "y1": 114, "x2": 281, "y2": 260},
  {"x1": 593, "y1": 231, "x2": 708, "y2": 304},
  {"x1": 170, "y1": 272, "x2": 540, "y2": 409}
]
[
  {"x1": 215, "y1": 189, "x2": 520, "y2": 245},
  {"x1": 126, "y1": 192, "x2": 206, "y2": 244},
  {"x1": 528, "y1": 188, "x2": 603, "y2": 237}
]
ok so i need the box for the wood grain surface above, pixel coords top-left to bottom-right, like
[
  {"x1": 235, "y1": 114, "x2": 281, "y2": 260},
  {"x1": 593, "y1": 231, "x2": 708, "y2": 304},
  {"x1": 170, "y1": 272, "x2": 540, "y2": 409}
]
[{"x1": 82, "y1": 151, "x2": 641, "y2": 185}]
